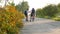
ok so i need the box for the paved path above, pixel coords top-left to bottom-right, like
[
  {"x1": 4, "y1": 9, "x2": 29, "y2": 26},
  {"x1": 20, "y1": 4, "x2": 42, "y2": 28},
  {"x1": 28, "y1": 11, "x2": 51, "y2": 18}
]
[{"x1": 21, "y1": 18, "x2": 60, "y2": 34}]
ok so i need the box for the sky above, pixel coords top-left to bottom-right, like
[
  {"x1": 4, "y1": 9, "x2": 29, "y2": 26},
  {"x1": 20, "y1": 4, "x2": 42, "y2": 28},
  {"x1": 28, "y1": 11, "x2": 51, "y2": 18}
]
[
  {"x1": 14, "y1": 0, "x2": 60, "y2": 10},
  {"x1": 25, "y1": 0, "x2": 60, "y2": 10},
  {"x1": 0, "y1": 0, "x2": 60, "y2": 10}
]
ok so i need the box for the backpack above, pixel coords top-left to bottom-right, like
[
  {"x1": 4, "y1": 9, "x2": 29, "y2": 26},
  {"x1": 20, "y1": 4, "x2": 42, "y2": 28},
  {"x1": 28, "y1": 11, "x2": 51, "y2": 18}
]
[{"x1": 24, "y1": 10, "x2": 27, "y2": 15}]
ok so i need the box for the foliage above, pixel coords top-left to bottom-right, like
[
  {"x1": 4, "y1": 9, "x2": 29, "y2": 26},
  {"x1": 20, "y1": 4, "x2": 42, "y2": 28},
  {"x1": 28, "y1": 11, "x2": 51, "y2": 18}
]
[
  {"x1": 57, "y1": 3, "x2": 60, "y2": 16},
  {"x1": 43, "y1": 4, "x2": 58, "y2": 17},
  {"x1": 0, "y1": 5, "x2": 24, "y2": 34},
  {"x1": 8, "y1": 2, "x2": 15, "y2": 6},
  {"x1": 52, "y1": 17, "x2": 60, "y2": 21},
  {"x1": 16, "y1": 4, "x2": 21, "y2": 11},
  {"x1": 36, "y1": 4, "x2": 59, "y2": 18},
  {"x1": 52, "y1": 3, "x2": 60, "y2": 21},
  {"x1": 0, "y1": 0, "x2": 2, "y2": 2},
  {"x1": 36, "y1": 8, "x2": 45, "y2": 18},
  {"x1": 16, "y1": 1, "x2": 29, "y2": 12}
]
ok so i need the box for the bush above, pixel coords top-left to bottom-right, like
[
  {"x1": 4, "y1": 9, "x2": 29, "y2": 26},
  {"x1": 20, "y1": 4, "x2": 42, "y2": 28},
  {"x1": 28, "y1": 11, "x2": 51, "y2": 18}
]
[
  {"x1": 0, "y1": 5, "x2": 24, "y2": 34},
  {"x1": 52, "y1": 17, "x2": 60, "y2": 21},
  {"x1": 36, "y1": 9, "x2": 45, "y2": 18}
]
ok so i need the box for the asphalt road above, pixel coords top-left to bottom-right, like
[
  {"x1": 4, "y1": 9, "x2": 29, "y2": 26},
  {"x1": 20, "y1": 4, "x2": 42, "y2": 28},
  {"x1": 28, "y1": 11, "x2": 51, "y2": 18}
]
[{"x1": 21, "y1": 18, "x2": 60, "y2": 34}]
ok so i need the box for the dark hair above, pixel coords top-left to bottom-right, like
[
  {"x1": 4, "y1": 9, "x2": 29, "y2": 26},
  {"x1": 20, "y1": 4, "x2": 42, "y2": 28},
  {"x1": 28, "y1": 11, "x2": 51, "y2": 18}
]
[
  {"x1": 32, "y1": 8, "x2": 34, "y2": 10},
  {"x1": 27, "y1": 8, "x2": 29, "y2": 10},
  {"x1": 31, "y1": 8, "x2": 35, "y2": 13}
]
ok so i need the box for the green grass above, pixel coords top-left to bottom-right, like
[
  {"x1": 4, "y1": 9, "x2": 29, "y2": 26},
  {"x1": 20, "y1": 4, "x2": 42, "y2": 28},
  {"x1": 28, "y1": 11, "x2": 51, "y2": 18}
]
[{"x1": 52, "y1": 17, "x2": 60, "y2": 21}]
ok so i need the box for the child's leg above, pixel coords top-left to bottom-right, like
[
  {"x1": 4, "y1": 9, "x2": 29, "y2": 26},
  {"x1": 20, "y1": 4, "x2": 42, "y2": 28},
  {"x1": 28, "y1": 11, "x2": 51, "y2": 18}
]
[
  {"x1": 30, "y1": 16, "x2": 32, "y2": 22},
  {"x1": 32, "y1": 15, "x2": 35, "y2": 21},
  {"x1": 26, "y1": 16, "x2": 28, "y2": 21}
]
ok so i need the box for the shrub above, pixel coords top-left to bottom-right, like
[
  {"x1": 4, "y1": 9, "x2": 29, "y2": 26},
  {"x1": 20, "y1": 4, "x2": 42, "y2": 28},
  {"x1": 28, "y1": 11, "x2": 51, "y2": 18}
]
[
  {"x1": 0, "y1": 5, "x2": 24, "y2": 34},
  {"x1": 52, "y1": 17, "x2": 60, "y2": 21}
]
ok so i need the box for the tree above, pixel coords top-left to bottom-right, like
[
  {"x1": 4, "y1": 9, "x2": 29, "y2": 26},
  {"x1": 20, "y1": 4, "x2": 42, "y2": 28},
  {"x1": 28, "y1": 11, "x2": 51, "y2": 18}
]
[
  {"x1": 36, "y1": 4, "x2": 59, "y2": 18},
  {"x1": 16, "y1": 4, "x2": 21, "y2": 11},
  {"x1": 36, "y1": 8, "x2": 45, "y2": 18},
  {"x1": 0, "y1": 0, "x2": 14, "y2": 6},
  {"x1": 43, "y1": 4, "x2": 58, "y2": 17},
  {"x1": 16, "y1": 1, "x2": 29, "y2": 12},
  {"x1": 8, "y1": 2, "x2": 15, "y2": 6},
  {"x1": 0, "y1": 0, "x2": 2, "y2": 2},
  {"x1": 57, "y1": 3, "x2": 60, "y2": 15}
]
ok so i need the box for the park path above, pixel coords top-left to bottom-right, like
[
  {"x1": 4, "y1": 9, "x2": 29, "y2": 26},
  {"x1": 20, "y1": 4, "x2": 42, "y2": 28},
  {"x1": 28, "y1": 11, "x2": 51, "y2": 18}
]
[{"x1": 21, "y1": 18, "x2": 60, "y2": 34}]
